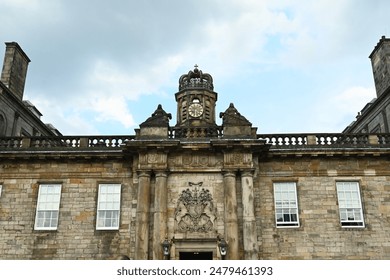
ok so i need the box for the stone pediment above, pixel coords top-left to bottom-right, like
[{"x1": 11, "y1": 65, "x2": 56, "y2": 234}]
[
  {"x1": 220, "y1": 103, "x2": 256, "y2": 137},
  {"x1": 140, "y1": 104, "x2": 171, "y2": 128},
  {"x1": 220, "y1": 103, "x2": 252, "y2": 126}
]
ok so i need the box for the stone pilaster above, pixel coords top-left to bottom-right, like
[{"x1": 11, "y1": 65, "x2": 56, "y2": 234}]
[
  {"x1": 152, "y1": 170, "x2": 169, "y2": 260},
  {"x1": 240, "y1": 169, "x2": 258, "y2": 259},
  {"x1": 135, "y1": 170, "x2": 152, "y2": 259},
  {"x1": 222, "y1": 169, "x2": 239, "y2": 260}
]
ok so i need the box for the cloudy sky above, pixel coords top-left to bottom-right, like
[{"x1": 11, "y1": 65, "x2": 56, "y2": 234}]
[{"x1": 1, "y1": 0, "x2": 388, "y2": 135}]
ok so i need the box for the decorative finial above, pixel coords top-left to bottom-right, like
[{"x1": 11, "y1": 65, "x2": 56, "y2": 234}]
[{"x1": 194, "y1": 64, "x2": 198, "y2": 69}]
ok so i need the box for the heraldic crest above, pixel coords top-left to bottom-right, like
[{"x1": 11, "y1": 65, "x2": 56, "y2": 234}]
[{"x1": 174, "y1": 182, "x2": 216, "y2": 232}]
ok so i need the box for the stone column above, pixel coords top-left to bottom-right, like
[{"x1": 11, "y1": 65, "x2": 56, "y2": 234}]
[
  {"x1": 11, "y1": 112, "x2": 19, "y2": 136},
  {"x1": 152, "y1": 170, "x2": 169, "y2": 260},
  {"x1": 135, "y1": 170, "x2": 152, "y2": 259},
  {"x1": 240, "y1": 169, "x2": 258, "y2": 259},
  {"x1": 223, "y1": 170, "x2": 239, "y2": 260}
]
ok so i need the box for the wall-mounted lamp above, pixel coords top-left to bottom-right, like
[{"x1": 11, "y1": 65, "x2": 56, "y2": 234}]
[
  {"x1": 162, "y1": 237, "x2": 171, "y2": 259},
  {"x1": 218, "y1": 238, "x2": 228, "y2": 259}
]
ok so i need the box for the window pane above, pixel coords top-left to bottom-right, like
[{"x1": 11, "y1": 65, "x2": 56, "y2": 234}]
[
  {"x1": 340, "y1": 209, "x2": 347, "y2": 221},
  {"x1": 96, "y1": 184, "x2": 121, "y2": 229},
  {"x1": 336, "y1": 182, "x2": 364, "y2": 227},
  {"x1": 291, "y1": 214, "x2": 298, "y2": 222},
  {"x1": 273, "y1": 182, "x2": 299, "y2": 227},
  {"x1": 35, "y1": 185, "x2": 61, "y2": 230}
]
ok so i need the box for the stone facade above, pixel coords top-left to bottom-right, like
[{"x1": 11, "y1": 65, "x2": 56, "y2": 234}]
[
  {"x1": 257, "y1": 155, "x2": 390, "y2": 259},
  {"x1": 1, "y1": 39, "x2": 390, "y2": 260},
  {"x1": 0, "y1": 159, "x2": 133, "y2": 259},
  {"x1": 1, "y1": 137, "x2": 390, "y2": 260}
]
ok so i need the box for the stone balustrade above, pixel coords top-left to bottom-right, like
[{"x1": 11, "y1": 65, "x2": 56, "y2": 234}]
[
  {"x1": 0, "y1": 135, "x2": 135, "y2": 149},
  {"x1": 256, "y1": 133, "x2": 389, "y2": 147},
  {"x1": 169, "y1": 126, "x2": 224, "y2": 139},
  {"x1": 0, "y1": 133, "x2": 389, "y2": 150}
]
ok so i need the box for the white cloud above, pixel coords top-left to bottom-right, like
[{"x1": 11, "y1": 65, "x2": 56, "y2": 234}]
[
  {"x1": 88, "y1": 54, "x2": 183, "y2": 98},
  {"x1": 3, "y1": 0, "x2": 388, "y2": 135},
  {"x1": 26, "y1": 94, "x2": 99, "y2": 135},
  {"x1": 0, "y1": 0, "x2": 64, "y2": 24},
  {"x1": 90, "y1": 96, "x2": 135, "y2": 128},
  {"x1": 56, "y1": 114, "x2": 100, "y2": 135},
  {"x1": 1, "y1": 0, "x2": 40, "y2": 8},
  {"x1": 78, "y1": 54, "x2": 184, "y2": 129},
  {"x1": 333, "y1": 86, "x2": 377, "y2": 115},
  {"x1": 310, "y1": 86, "x2": 376, "y2": 132}
]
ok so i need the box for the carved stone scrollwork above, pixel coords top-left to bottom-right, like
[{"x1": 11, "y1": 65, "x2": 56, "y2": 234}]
[
  {"x1": 139, "y1": 152, "x2": 168, "y2": 169},
  {"x1": 174, "y1": 182, "x2": 216, "y2": 233},
  {"x1": 223, "y1": 152, "x2": 252, "y2": 167},
  {"x1": 168, "y1": 154, "x2": 222, "y2": 169}
]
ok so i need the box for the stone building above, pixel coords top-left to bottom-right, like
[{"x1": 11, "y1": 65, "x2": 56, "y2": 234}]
[
  {"x1": 1, "y1": 39, "x2": 390, "y2": 260},
  {"x1": 0, "y1": 42, "x2": 60, "y2": 137},
  {"x1": 344, "y1": 36, "x2": 390, "y2": 133}
]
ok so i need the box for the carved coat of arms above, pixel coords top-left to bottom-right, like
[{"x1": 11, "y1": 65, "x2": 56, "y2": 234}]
[{"x1": 174, "y1": 182, "x2": 216, "y2": 232}]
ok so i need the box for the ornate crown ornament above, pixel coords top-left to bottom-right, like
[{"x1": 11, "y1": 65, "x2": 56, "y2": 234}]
[{"x1": 178, "y1": 65, "x2": 214, "y2": 91}]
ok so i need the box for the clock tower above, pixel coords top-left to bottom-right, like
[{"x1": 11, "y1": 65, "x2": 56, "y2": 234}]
[{"x1": 174, "y1": 65, "x2": 218, "y2": 138}]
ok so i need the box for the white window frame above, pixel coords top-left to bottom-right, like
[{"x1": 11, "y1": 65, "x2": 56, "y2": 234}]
[
  {"x1": 336, "y1": 181, "x2": 365, "y2": 228},
  {"x1": 273, "y1": 182, "x2": 300, "y2": 228},
  {"x1": 34, "y1": 184, "x2": 62, "y2": 230},
  {"x1": 96, "y1": 184, "x2": 121, "y2": 230}
]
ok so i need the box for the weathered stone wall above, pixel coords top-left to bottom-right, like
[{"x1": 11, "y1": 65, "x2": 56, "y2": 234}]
[
  {"x1": 256, "y1": 156, "x2": 390, "y2": 259},
  {"x1": 0, "y1": 95, "x2": 17, "y2": 136},
  {"x1": 1, "y1": 42, "x2": 30, "y2": 100},
  {"x1": 1, "y1": 151, "x2": 390, "y2": 260},
  {"x1": 0, "y1": 159, "x2": 135, "y2": 259}
]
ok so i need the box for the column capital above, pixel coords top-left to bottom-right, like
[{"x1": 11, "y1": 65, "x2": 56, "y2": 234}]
[
  {"x1": 240, "y1": 168, "x2": 255, "y2": 177},
  {"x1": 137, "y1": 170, "x2": 152, "y2": 177},
  {"x1": 222, "y1": 169, "x2": 237, "y2": 177},
  {"x1": 154, "y1": 169, "x2": 169, "y2": 178}
]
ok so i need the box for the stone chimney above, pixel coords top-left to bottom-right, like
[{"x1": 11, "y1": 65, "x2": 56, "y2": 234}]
[
  {"x1": 1, "y1": 42, "x2": 31, "y2": 100},
  {"x1": 369, "y1": 36, "x2": 390, "y2": 97}
]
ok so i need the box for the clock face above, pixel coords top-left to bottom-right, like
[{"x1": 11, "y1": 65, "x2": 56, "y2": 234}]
[{"x1": 188, "y1": 103, "x2": 204, "y2": 118}]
